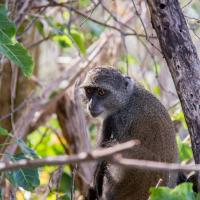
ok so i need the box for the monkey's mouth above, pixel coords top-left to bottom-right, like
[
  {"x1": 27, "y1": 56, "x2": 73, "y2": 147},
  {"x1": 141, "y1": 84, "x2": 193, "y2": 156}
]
[{"x1": 90, "y1": 110, "x2": 103, "y2": 117}]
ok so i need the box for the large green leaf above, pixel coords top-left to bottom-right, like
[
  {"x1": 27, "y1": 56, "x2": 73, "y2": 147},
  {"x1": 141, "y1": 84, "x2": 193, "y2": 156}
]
[
  {"x1": 0, "y1": 5, "x2": 16, "y2": 44},
  {"x1": 150, "y1": 183, "x2": 197, "y2": 200},
  {"x1": 0, "y1": 4, "x2": 34, "y2": 76},
  {"x1": 0, "y1": 42, "x2": 33, "y2": 76},
  {"x1": 5, "y1": 153, "x2": 40, "y2": 191}
]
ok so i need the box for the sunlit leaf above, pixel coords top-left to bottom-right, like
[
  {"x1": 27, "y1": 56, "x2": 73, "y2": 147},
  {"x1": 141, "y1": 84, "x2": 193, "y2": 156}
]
[
  {"x1": 28, "y1": 123, "x2": 65, "y2": 157},
  {"x1": 176, "y1": 136, "x2": 193, "y2": 162},
  {"x1": 150, "y1": 183, "x2": 197, "y2": 200},
  {"x1": 53, "y1": 35, "x2": 72, "y2": 48},
  {"x1": 153, "y1": 85, "x2": 161, "y2": 95},
  {"x1": 35, "y1": 20, "x2": 45, "y2": 38},
  {"x1": 70, "y1": 29, "x2": 86, "y2": 55},
  {"x1": 172, "y1": 111, "x2": 188, "y2": 129}
]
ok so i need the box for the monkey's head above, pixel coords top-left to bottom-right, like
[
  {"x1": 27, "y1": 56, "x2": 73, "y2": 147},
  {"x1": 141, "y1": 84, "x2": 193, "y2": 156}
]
[{"x1": 81, "y1": 67, "x2": 134, "y2": 118}]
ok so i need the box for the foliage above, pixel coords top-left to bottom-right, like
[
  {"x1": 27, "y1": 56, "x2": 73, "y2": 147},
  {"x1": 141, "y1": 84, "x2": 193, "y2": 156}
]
[
  {"x1": 27, "y1": 116, "x2": 65, "y2": 157},
  {"x1": 46, "y1": 16, "x2": 87, "y2": 54},
  {"x1": 0, "y1": 0, "x2": 199, "y2": 199},
  {"x1": 176, "y1": 136, "x2": 193, "y2": 162},
  {"x1": 0, "y1": 126, "x2": 40, "y2": 193},
  {"x1": 0, "y1": 4, "x2": 33, "y2": 76},
  {"x1": 0, "y1": 126, "x2": 10, "y2": 136},
  {"x1": 5, "y1": 153, "x2": 40, "y2": 192},
  {"x1": 150, "y1": 183, "x2": 200, "y2": 200}
]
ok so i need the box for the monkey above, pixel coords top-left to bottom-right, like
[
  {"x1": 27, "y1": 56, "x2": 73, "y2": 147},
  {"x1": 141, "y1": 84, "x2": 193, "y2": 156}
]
[{"x1": 81, "y1": 67, "x2": 178, "y2": 200}]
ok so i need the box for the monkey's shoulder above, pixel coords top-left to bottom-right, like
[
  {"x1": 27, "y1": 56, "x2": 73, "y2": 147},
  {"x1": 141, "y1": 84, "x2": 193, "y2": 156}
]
[
  {"x1": 128, "y1": 85, "x2": 171, "y2": 120},
  {"x1": 102, "y1": 85, "x2": 174, "y2": 141}
]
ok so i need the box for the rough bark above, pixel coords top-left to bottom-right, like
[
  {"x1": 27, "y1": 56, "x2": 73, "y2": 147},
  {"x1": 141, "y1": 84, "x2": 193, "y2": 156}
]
[
  {"x1": 56, "y1": 86, "x2": 93, "y2": 196},
  {"x1": 0, "y1": 0, "x2": 38, "y2": 139},
  {"x1": 146, "y1": 1, "x2": 200, "y2": 164}
]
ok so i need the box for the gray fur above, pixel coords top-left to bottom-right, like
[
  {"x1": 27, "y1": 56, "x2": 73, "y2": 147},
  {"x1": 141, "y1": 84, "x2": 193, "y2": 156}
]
[{"x1": 82, "y1": 67, "x2": 178, "y2": 200}]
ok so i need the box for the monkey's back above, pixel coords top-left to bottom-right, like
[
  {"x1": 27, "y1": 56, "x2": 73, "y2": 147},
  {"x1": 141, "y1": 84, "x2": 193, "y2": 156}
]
[{"x1": 102, "y1": 85, "x2": 178, "y2": 200}]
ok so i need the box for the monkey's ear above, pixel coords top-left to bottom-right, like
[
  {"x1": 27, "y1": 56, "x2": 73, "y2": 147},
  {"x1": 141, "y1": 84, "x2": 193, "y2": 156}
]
[{"x1": 124, "y1": 76, "x2": 134, "y2": 92}]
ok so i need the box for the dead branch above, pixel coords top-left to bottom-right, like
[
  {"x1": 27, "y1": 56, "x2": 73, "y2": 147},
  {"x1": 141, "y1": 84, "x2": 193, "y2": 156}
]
[
  {"x1": 2, "y1": 140, "x2": 139, "y2": 172},
  {"x1": 1, "y1": 140, "x2": 200, "y2": 174}
]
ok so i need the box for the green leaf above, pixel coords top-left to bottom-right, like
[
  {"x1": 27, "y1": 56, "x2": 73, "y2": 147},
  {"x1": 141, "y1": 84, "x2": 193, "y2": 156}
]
[
  {"x1": 59, "y1": 193, "x2": 71, "y2": 200},
  {"x1": 79, "y1": 0, "x2": 91, "y2": 7},
  {"x1": 0, "y1": 42, "x2": 34, "y2": 76},
  {"x1": 35, "y1": 20, "x2": 45, "y2": 38},
  {"x1": 0, "y1": 4, "x2": 16, "y2": 44},
  {"x1": 150, "y1": 187, "x2": 172, "y2": 200},
  {"x1": 121, "y1": 54, "x2": 138, "y2": 65},
  {"x1": 176, "y1": 136, "x2": 193, "y2": 162},
  {"x1": 60, "y1": 172, "x2": 72, "y2": 193},
  {"x1": 70, "y1": 29, "x2": 86, "y2": 55},
  {"x1": 153, "y1": 85, "x2": 161, "y2": 95},
  {"x1": 172, "y1": 111, "x2": 188, "y2": 129},
  {"x1": 150, "y1": 183, "x2": 196, "y2": 200},
  {"x1": 5, "y1": 153, "x2": 40, "y2": 191},
  {"x1": 53, "y1": 35, "x2": 72, "y2": 48},
  {"x1": 0, "y1": 126, "x2": 9, "y2": 136},
  {"x1": 0, "y1": 4, "x2": 33, "y2": 76},
  {"x1": 17, "y1": 139, "x2": 39, "y2": 159}
]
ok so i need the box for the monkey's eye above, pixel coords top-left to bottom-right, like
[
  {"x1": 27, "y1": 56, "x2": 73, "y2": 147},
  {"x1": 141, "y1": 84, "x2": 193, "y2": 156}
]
[
  {"x1": 84, "y1": 87, "x2": 93, "y2": 95},
  {"x1": 98, "y1": 88, "x2": 107, "y2": 96}
]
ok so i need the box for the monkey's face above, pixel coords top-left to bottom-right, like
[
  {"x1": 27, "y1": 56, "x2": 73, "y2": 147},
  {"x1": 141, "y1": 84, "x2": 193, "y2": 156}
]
[
  {"x1": 83, "y1": 86, "x2": 114, "y2": 118},
  {"x1": 81, "y1": 67, "x2": 134, "y2": 118}
]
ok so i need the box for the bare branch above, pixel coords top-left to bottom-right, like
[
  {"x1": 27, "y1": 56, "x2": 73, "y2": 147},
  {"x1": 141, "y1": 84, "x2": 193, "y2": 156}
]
[
  {"x1": 1, "y1": 140, "x2": 200, "y2": 174},
  {"x1": 1, "y1": 141, "x2": 139, "y2": 172}
]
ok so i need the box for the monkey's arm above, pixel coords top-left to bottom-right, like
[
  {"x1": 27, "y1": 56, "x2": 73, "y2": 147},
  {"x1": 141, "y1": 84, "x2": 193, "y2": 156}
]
[
  {"x1": 86, "y1": 161, "x2": 107, "y2": 200},
  {"x1": 86, "y1": 117, "x2": 116, "y2": 200}
]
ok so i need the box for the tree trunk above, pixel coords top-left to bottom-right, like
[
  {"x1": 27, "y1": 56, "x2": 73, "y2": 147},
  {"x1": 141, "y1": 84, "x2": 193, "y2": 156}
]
[
  {"x1": 0, "y1": 0, "x2": 39, "y2": 146},
  {"x1": 56, "y1": 86, "x2": 93, "y2": 197},
  {"x1": 146, "y1": 0, "x2": 200, "y2": 174}
]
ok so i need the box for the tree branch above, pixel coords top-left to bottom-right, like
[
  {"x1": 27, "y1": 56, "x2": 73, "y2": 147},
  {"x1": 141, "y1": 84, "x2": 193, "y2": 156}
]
[
  {"x1": 2, "y1": 140, "x2": 139, "y2": 172},
  {"x1": 1, "y1": 140, "x2": 200, "y2": 174}
]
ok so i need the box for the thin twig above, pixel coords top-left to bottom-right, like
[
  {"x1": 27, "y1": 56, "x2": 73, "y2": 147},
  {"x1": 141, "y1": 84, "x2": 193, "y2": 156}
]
[{"x1": 131, "y1": 0, "x2": 148, "y2": 40}]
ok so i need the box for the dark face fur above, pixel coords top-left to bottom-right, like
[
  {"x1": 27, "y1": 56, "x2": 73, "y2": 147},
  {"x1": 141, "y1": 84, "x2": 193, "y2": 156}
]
[
  {"x1": 81, "y1": 67, "x2": 134, "y2": 118},
  {"x1": 84, "y1": 86, "x2": 112, "y2": 117}
]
